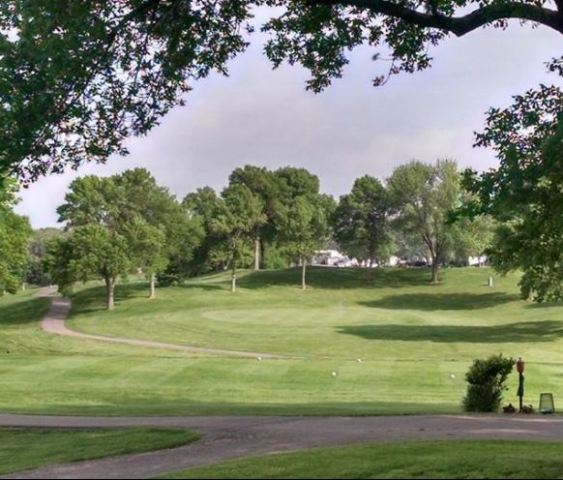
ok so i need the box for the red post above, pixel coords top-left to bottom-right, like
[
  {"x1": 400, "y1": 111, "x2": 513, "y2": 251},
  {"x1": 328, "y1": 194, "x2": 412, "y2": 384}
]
[{"x1": 516, "y1": 357, "x2": 525, "y2": 412}]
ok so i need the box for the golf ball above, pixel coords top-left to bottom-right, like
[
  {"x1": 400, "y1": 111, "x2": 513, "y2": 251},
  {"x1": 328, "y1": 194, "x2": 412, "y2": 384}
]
[{"x1": 332, "y1": 371, "x2": 337, "y2": 377}]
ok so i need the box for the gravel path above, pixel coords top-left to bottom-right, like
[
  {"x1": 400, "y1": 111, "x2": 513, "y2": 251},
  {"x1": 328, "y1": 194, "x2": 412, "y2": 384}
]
[
  {"x1": 38, "y1": 287, "x2": 286, "y2": 359},
  {"x1": 2, "y1": 414, "x2": 563, "y2": 479}
]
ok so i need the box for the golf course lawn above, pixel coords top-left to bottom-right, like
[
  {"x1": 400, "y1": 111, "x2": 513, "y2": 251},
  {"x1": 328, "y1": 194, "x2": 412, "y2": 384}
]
[
  {"x1": 0, "y1": 427, "x2": 199, "y2": 476},
  {"x1": 158, "y1": 440, "x2": 563, "y2": 479},
  {"x1": 1, "y1": 267, "x2": 562, "y2": 415}
]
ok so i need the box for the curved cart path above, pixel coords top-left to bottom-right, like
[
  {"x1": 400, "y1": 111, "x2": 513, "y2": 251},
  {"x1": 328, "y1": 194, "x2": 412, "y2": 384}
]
[
  {"x1": 2, "y1": 414, "x2": 563, "y2": 479},
  {"x1": 38, "y1": 287, "x2": 286, "y2": 359}
]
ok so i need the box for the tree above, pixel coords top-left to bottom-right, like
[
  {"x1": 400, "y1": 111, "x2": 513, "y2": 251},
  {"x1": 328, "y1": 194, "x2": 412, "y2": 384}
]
[
  {"x1": 58, "y1": 169, "x2": 182, "y2": 299},
  {"x1": 333, "y1": 175, "x2": 393, "y2": 266},
  {"x1": 211, "y1": 185, "x2": 267, "y2": 292},
  {"x1": 463, "y1": 63, "x2": 563, "y2": 301},
  {"x1": 113, "y1": 169, "x2": 185, "y2": 298},
  {"x1": 25, "y1": 227, "x2": 64, "y2": 286},
  {"x1": 182, "y1": 187, "x2": 225, "y2": 275},
  {"x1": 229, "y1": 165, "x2": 280, "y2": 270},
  {"x1": 277, "y1": 194, "x2": 332, "y2": 290},
  {"x1": 466, "y1": 121, "x2": 562, "y2": 301},
  {"x1": 0, "y1": 180, "x2": 32, "y2": 293},
  {"x1": 449, "y1": 214, "x2": 494, "y2": 266},
  {"x1": 123, "y1": 217, "x2": 167, "y2": 300},
  {"x1": 45, "y1": 224, "x2": 130, "y2": 310},
  {"x1": 388, "y1": 159, "x2": 460, "y2": 283},
  {"x1": 1, "y1": 1, "x2": 561, "y2": 180}
]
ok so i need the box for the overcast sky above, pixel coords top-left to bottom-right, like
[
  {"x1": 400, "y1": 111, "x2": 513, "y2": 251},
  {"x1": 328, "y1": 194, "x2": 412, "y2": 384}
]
[{"x1": 16, "y1": 20, "x2": 562, "y2": 228}]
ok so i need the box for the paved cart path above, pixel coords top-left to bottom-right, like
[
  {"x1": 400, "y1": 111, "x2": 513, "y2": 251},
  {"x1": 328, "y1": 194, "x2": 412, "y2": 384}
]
[
  {"x1": 1, "y1": 414, "x2": 563, "y2": 479},
  {"x1": 38, "y1": 287, "x2": 286, "y2": 359}
]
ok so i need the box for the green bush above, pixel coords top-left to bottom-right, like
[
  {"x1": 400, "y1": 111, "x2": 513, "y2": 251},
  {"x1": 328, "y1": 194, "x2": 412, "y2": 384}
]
[{"x1": 463, "y1": 354, "x2": 515, "y2": 413}]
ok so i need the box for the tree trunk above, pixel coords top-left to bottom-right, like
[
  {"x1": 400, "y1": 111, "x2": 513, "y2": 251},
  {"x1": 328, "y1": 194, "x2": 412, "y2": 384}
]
[
  {"x1": 431, "y1": 259, "x2": 440, "y2": 284},
  {"x1": 254, "y1": 236, "x2": 260, "y2": 271},
  {"x1": 105, "y1": 277, "x2": 115, "y2": 310},
  {"x1": 301, "y1": 257, "x2": 307, "y2": 290},
  {"x1": 149, "y1": 274, "x2": 156, "y2": 300},
  {"x1": 231, "y1": 265, "x2": 237, "y2": 293}
]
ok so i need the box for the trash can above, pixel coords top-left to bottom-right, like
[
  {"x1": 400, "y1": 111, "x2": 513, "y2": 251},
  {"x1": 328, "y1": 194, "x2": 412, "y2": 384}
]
[{"x1": 539, "y1": 393, "x2": 555, "y2": 414}]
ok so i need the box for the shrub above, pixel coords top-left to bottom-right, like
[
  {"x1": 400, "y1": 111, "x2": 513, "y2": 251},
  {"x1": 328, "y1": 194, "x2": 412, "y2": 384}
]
[{"x1": 463, "y1": 354, "x2": 515, "y2": 413}]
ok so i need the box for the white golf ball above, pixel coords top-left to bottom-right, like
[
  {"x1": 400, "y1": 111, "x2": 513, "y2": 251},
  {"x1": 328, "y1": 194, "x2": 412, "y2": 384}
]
[
  {"x1": 357, "y1": 358, "x2": 363, "y2": 363},
  {"x1": 332, "y1": 371, "x2": 337, "y2": 377},
  {"x1": 450, "y1": 373, "x2": 456, "y2": 379},
  {"x1": 257, "y1": 356, "x2": 262, "y2": 361}
]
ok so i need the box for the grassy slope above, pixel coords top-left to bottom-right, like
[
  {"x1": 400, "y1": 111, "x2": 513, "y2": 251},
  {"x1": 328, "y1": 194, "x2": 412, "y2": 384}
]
[
  {"x1": 0, "y1": 267, "x2": 561, "y2": 415},
  {"x1": 159, "y1": 440, "x2": 563, "y2": 479},
  {"x1": 0, "y1": 427, "x2": 199, "y2": 476}
]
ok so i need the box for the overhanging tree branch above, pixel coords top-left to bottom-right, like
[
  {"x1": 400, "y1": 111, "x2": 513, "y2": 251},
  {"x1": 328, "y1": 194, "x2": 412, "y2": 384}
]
[{"x1": 312, "y1": 0, "x2": 563, "y2": 35}]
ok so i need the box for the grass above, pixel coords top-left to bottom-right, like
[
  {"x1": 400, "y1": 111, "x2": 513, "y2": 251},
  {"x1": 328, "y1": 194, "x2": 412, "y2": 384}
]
[
  {"x1": 0, "y1": 267, "x2": 562, "y2": 415},
  {"x1": 159, "y1": 440, "x2": 563, "y2": 479},
  {"x1": 0, "y1": 427, "x2": 199, "y2": 476}
]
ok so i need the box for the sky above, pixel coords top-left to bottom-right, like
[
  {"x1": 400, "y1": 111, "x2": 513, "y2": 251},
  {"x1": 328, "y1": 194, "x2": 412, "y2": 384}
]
[{"x1": 15, "y1": 18, "x2": 562, "y2": 228}]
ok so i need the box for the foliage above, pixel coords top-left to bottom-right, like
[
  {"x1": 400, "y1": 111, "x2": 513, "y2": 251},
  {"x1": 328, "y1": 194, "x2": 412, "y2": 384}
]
[
  {"x1": 45, "y1": 224, "x2": 130, "y2": 302},
  {"x1": 182, "y1": 187, "x2": 224, "y2": 275},
  {"x1": 0, "y1": 179, "x2": 32, "y2": 293},
  {"x1": 25, "y1": 227, "x2": 63, "y2": 286},
  {"x1": 1, "y1": 1, "x2": 560, "y2": 180},
  {"x1": 463, "y1": 354, "x2": 514, "y2": 413},
  {"x1": 229, "y1": 165, "x2": 280, "y2": 269},
  {"x1": 463, "y1": 61, "x2": 563, "y2": 301},
  {"x1": 387, "y1": 159, "x2": 460, "y2": 282},
  {"x1": 211, "y1": 184, "x2": 267, "y2": 291},
  {"x1": 54, "y1": 168, "x2": 191, "y2": 300},
  {"x1": 277, "y1": 193, "x2": 334, "y2": 288},
  {"x1": 333, "y1": 175, "x2": 393, "y2": 265}
]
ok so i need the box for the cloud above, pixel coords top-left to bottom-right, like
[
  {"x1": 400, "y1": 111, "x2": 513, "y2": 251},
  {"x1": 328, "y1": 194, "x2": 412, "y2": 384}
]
[{"x1": 16, "y1": 21, "x2": 561, "y2": 228}]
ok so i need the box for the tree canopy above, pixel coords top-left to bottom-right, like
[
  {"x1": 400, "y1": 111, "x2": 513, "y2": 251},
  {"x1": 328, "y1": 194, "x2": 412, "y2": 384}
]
[
  {"x1": 1, "y1": 0, "x2": 560, "y2": 181},
  {"x1": 0, "y1": 179, "x2": 31, "y2": 293},
  {"x1": 388, "y1": 159, "x2": 460, "y2": 283},
  {"x1": 333, "y1": 175, "x2": 393, "y2": 266}
]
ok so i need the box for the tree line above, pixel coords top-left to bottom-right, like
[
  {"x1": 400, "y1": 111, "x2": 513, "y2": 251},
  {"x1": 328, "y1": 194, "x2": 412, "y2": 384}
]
[{"x1": 1, "y1": 159, "x2": 502, "y2": 310}]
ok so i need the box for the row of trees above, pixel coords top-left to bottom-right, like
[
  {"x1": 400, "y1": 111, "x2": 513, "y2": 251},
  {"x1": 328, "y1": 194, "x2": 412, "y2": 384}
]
[
  {"x1": 29, "y1": 160, "x2": 498, "y2": 310},
  {"x1": 334, "y1": 160, "x2": 493, "y2": 283},
  {"x1": 3, "y1": 138, "x2": 558, "y2": 307},
  {"x1": 39, "y1": 166, "x2": 334, "y2": 308}
]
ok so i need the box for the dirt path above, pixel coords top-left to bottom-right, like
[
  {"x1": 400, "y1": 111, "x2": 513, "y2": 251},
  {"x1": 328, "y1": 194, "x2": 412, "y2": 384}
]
[
  {"x1": 2, "y1": 414, "x2": 563, "y2": 479},
  {"x1": 37, "y1": 287, "x2": 286, "y2": 359}
]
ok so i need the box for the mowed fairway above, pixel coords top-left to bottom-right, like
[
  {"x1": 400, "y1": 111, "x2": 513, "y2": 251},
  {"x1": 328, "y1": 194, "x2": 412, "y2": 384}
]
[{"x1": 1, "y1": 267, "x2": 562, "y2": 416}]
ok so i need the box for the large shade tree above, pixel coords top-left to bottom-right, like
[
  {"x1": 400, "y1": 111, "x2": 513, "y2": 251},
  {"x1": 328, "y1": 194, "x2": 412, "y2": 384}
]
[
  {"x1": 58, "y1": 169, "x2": 182, "y2": 299},
  {"x1": 463, "y1": 81, "x2": 563, "y2": 301},
  {"x1": 333, "y1": 175, "x2": 393, "y2": 266},
  {"x1": 0, "y1": 179, "x2": 32, "y2": 294},
  {"x1": 211, "y1": 184, "x2": 267, "y2": 293},
  {"x1": 2, "y1": 1, "x2": 560, "y2": 180},
  {"x1": 45, "y1": 224, "x2": 130, "y2": 310},
  {"x1": 277, "y1": 193, "x2": 334, "y2": 290},
  {"x1": 388, "y1": 159, "x2": 460, "y2": 283},
  {"x1": 228, "y1": 165, "x2": 280, "y2": 270}
]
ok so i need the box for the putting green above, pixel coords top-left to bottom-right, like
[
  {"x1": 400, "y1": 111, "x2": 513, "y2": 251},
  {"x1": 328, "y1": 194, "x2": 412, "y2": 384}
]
[{"x1": 1, "y1": 267, "x2": 562, "y2": 416}]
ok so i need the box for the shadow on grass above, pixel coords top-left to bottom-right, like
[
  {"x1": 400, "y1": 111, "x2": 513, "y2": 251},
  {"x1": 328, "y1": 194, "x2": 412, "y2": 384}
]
[
  {"x1": 238, "y1": 267, "x2": 432, "y2": 290},
  {"x1": 336, "y1": 321, "x2": 563, "y2": 343},
  {"x1": 71, "y1": 281, "x2": 225, "y2": 314},
  {"x1": 359, "y1": 292, "x2": 520, "y2": 311},
  {"x1": 0, "y1": 297, "x2": 50, "y2": 326}
]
